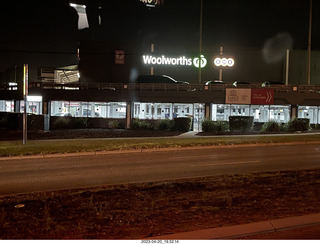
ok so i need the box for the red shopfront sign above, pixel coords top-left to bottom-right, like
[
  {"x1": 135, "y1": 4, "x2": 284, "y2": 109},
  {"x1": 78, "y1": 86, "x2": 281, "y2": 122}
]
[
  {"x1": 115, "y1": 50, "x2": 125, "y2": 64},
  {"x1": 251, "y1": 89, "x2": 274, "y2": 105}
]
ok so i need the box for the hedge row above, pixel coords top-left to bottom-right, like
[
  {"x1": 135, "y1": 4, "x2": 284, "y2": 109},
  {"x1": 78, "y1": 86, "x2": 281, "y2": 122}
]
[
  {"x1": 51, "y1": 117, "x2": 126, "y2": 130},
  {"x1": 202, "y1": 117, "x2": 311, "y2": 133},
  {"x1": 261, "y1": 118, "x2": 310, "y2": 132},
  {"x1": 131, "y1": 118, "x2": 191, "y2": 132}
]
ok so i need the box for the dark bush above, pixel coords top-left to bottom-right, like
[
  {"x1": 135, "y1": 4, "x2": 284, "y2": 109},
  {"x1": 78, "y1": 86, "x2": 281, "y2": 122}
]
[
  {"x1": 108, "y1": 120, "x2": 120, "y2": 129},
  {"x1": 130, "y1": 119, "x2": 153, "y2": 130},
  {"x1": 285, "y1": 118, "x2": 310, "y2": 132},
  {"x1": 155, "y1": 119, "x2": 174, "y2": 131},
  {"x1": 7, "y1": 113, "x2": 19, "y2": 129},
  {"x1": 261, "y1": 120, "x2": 281, "y2": 132},
  {"x1": 173, "y1": 117, "x2": 191, "y2": 132},
  {"x1": 0, "y1": 112, "x2": 8, "y2": 128},
  {"x1": 229, "y1": 116, "x2": 254, "y2": 132},
  {"x1": 51, "y1": 117, "x2": 88, "y2": 130},
  {"x1": 72, "y1": 118, "x2": 88, "y2": 129},
  {"x1": 52, "y1": 117, "x2": 72, "y2": 129},
  {"x1": 202, "y1": 119, "x2": 229, "y2": 133}
]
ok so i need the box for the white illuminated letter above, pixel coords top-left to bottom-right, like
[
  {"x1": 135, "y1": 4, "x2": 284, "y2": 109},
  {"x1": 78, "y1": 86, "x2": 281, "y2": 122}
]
[
  {"x1": 214, "y1": 58, "x2": 221, "y2": 66},
  {"x1": 228, "y1": 58, "x2": 235, "y2": 67},
  {"x1": 143, "y1": 55, "x2": 151, "y2": 64}
]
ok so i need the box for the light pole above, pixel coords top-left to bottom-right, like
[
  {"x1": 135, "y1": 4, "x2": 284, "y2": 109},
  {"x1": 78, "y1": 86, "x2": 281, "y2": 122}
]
[
  {"x1": 23, "y1": 64, "x2": 28, "y2": 145},
  {"x1": 307, "y1": 0, "x2": 312, "y2": 85},
  {"x1": 198, "y1": 0, "x2": 203, "y2": 84},
  {"x1": 219, "y1": 46, "x2": 223, "y2": 81}
]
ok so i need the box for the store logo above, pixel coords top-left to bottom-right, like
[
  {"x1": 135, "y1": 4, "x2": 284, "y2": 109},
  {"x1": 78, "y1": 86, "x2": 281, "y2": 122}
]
[
  {"x1": 140, "y1": 0, "x2": 160, "y2": 6},
  {"x1": 214, "y1": 57, "x2": 235, "y2": 67},
  {"x1": 193, "y1": 55, "x2": 207, "y2": 68},
  {"x1": 143, "y1": 55, "x2": 192, "y2": 66},
  {"x1": 142, "y1": 55, "x2": 207, "y2": 68}
]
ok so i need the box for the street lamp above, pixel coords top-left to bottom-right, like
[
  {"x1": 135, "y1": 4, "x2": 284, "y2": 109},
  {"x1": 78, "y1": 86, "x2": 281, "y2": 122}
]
[
  {"x1": 307, "y1": 0, "x2": 312, "y2": 85},
  {"x1": 198, "y1": 0, "x2": 203, "y2": 84}
]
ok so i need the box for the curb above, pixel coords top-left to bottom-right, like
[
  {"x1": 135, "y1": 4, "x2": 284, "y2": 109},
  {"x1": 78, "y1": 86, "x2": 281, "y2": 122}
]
[{"x1": 149, "y1": 213, "x2": 320, "y2": 240}]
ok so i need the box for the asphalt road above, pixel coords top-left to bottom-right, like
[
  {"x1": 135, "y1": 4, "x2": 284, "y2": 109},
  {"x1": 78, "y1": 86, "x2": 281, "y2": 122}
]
[{"x1": 1, "y1": 143, "x2": 320, "y2": 196}]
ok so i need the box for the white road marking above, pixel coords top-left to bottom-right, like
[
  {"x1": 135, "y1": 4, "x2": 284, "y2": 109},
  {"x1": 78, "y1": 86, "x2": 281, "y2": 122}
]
[
  {"x1": 171, "y1": 154, "x2": 229, "y2": 160},
  {"x1": 190, "y1": 160, "x2": 261, "y2": 167}
]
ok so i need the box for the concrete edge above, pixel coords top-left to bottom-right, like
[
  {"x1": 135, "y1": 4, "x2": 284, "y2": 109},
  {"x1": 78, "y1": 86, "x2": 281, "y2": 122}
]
[{"x1": 149, "y1": 213, "x2": 320, "y2": 240}]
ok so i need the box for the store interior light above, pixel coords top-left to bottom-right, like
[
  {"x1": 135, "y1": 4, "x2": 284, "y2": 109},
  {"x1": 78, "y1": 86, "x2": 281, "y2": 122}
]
[{"x1": 27, "y1": 96, "x2": 42, "y2": 102}]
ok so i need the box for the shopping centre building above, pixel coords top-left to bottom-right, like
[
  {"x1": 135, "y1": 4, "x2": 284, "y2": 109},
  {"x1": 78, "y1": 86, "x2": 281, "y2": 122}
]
[
  {"x1": 1, "y1": 1, "x2": 320, "y2": 131},
  {"x1": 1, "y1": 73, "x2": 320, "y2": 131}
]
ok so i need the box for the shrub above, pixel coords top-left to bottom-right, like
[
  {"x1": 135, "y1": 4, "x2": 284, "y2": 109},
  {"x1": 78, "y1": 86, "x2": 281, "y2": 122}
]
[
  {"x1": 130, "y1": 119, "x2": 153, "y2": 130},
  {"x1": 139, "y1": 120, "x2": 153, "y2": 130},
  {"x1": 108, "y1": 120, "x2": 120, "y2": 130},
  {"x1": 285, "y1": 118, "x2": 310, "y2": 132},
  {"x1": 173, "y1": 117, "x2": 191, "y2": 132},
  {"x1": 72, "y1": 118, "x2": 88, "y2": 129},
  {"x1": 202, "y1": 119, "x2": 229, "y2": 133},
  {"x1": 261, "y1": 120, "x2": 281, "y2": 132},
  {"x1": 155, "y1": 119, "x2": 173, "y2": 131},
  {"x1": 0, "y1": 112, "x2": 8, "y2": 128},
  {"x1": 52, "y1": 117, "x2": 72, "y2": 129},
  {"x1": 51, "y1": 117, "x2": 88, "y2": 129},
  {"x1": 229, "y1": 116, "x2": 254, "y2": 132}
]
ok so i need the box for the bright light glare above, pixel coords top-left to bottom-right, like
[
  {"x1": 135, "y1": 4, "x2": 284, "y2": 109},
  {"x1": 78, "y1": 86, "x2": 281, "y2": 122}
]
[
  {"x1": 69, "y1": 3, "x2": 89, "y2": 30},
  {"x1": 27, "y1": 96, "x2": 42, "y2": 102},
  {"x1": 214, "y1": 57, "x2": 235, "y2": 67}
]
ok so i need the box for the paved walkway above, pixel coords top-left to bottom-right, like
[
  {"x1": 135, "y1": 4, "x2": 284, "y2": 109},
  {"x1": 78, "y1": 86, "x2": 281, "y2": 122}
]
[
  {"x1": 175, "y1": 131, "x2": 199, "y2": 138},
  {"x1": 175, "y1": 131, "x2": 320, "y2": 139},
  {"x1": 150, "y1": 213, "x2": 320, "y2": 240}
]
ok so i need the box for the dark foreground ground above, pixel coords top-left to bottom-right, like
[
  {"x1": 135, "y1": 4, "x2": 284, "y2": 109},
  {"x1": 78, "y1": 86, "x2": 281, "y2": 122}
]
[{"x1": 1, "y1": 169, "x2": 320, "y2": 239}]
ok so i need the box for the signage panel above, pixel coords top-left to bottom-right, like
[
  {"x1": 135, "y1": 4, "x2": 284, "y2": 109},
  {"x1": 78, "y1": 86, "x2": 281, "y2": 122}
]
[
  {"x1": 140, "y1": 0, "x2": 160, "y2": 7},
  {"x1": 251, "y1": 89, "x2": 274, "y2": 105},
  {"x1": 214, "y1": 57, "x2": 235, "y2": 67},
  {"x1": 225, "y1": 89, "x2": 251, "y2": 104},
  {"x1": 115, "y1": 50, "x2": 125, "y2": 64},
  {"x1": 142, "y1": 54, "x2": 207, "y2": 68},
  {"x1": 226, "y1": 88, "x2": 274, "y2": 105}
]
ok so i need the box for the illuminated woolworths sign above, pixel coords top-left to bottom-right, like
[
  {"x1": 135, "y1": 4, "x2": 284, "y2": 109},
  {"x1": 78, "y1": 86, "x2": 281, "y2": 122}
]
[
  {"x1": 214, "y1": 57, "x2": 235, "y2": 67},
  {"x1": 140, "y1": 0, "x2": 160, "y2": 7},
  {"x1": 142, "y1": 55, "x2": 207, "y2": 68}
]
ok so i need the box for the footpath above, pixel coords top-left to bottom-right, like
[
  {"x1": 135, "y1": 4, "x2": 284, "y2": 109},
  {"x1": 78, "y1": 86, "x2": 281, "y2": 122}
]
[{"x1": 151, "y1": 213, "x2": 320, "y2": 240}]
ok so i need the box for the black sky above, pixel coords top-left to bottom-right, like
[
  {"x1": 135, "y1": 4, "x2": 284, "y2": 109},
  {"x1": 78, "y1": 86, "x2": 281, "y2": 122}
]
[{"x1": 0, "y1": 0, "x2": 319, "y2": 70}]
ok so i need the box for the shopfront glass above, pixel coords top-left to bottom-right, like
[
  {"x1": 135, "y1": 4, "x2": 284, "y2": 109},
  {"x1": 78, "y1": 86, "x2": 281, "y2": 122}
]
[
  {"x1": 133, "y1": 102, "x2": 204, "y2": 131},
  {"x1": 212, "y1": 104, "x2": 291, "y2": 123},
  {"x1": 269, "y1": 105, "x2": 291, "y2": 123},
  {"x1": 133, "y1": 103, "x2": 173, "y2": 120},
  {"x1": 19, "y1": 96, "x2": 43, "y2": 115},
  {"x1": 50, "y1": 101, "x2": 126, "y2": 118},
  {"x1": 298, "y1": 106, "x2": 319, "y2": 124},
  {"x1": 0, "y1": 100, "x2": 14, "y2": 112}
]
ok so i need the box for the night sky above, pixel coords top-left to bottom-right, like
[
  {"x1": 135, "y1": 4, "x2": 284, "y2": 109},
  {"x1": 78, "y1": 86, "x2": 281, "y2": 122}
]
[{"x1": 0, "y1": 0, "x2": 319, "y2": 70}]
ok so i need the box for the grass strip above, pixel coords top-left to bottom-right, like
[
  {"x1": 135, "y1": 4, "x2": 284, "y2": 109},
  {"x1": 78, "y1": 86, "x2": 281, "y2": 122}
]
[{"x1": 1, "y1": 134, "x2": 320, "y2": 157}]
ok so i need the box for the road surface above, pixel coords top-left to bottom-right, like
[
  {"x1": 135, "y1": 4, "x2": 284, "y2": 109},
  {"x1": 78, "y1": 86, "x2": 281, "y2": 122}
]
[{"x1": 0, "y1": 142, "x2": 320, "y2": 195}]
